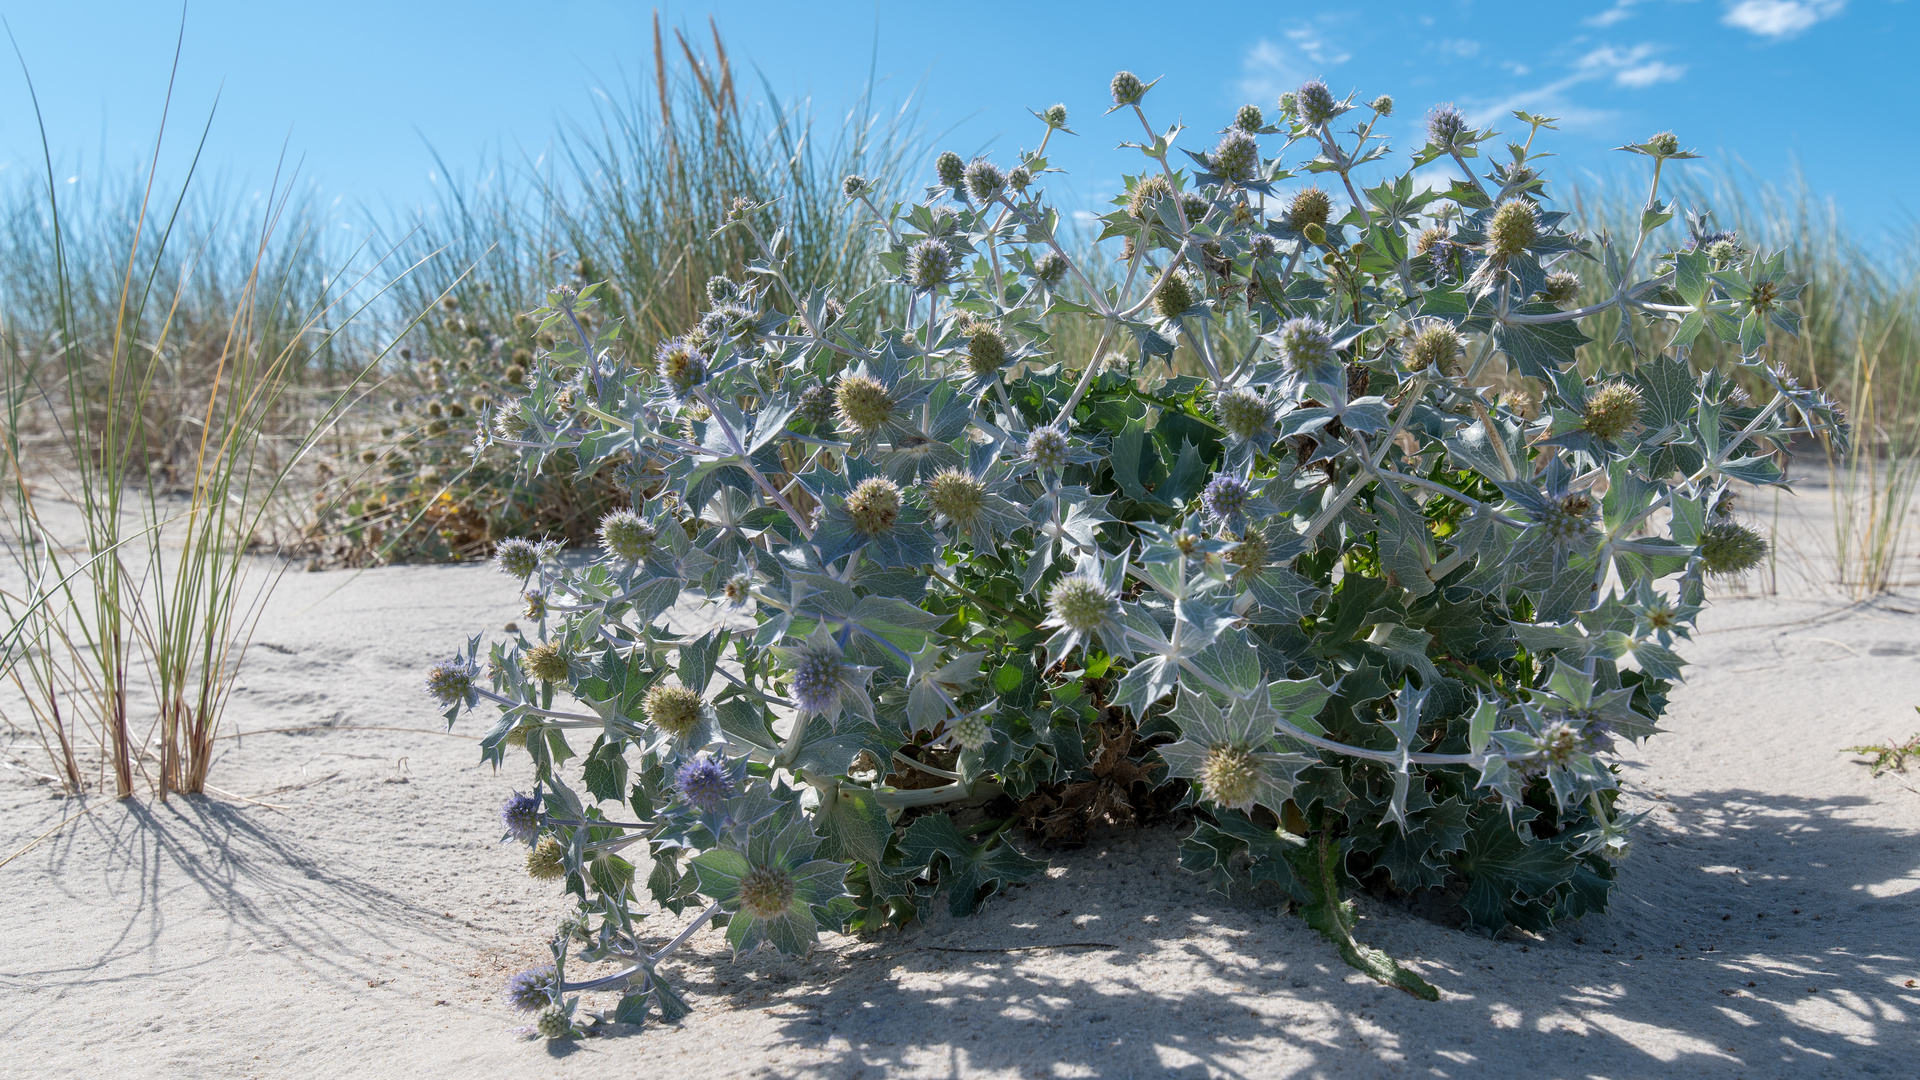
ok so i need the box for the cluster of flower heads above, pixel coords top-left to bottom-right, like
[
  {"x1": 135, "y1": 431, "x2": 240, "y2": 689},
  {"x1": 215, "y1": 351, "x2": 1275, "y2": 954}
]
[{"x1": 426, "y1": 66, "x2": 1839, "y2": 1036}]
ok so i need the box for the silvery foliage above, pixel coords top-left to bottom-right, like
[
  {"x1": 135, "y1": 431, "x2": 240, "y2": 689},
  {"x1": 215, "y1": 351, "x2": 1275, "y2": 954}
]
[{"x1": 426, "y1": 77, "x2": 1845, "y2": 1029}]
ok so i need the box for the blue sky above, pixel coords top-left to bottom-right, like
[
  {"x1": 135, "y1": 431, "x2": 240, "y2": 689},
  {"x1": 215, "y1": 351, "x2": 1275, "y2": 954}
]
[{"x1": 0, "y1": 1, "x2": 1910, "y2": 238}]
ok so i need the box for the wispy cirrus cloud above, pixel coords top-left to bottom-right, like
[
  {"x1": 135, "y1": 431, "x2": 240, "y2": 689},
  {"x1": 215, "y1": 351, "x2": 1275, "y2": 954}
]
[
  {"x1": 1721, "y1": 0, "x2": 1846, "y2": 38},
  {"x1": 1237, "y1": 23, "x2": 1351, "y2": 102},
  {"x1": 1467, "y1": 42, "x2": 1687, "y2": 129}
]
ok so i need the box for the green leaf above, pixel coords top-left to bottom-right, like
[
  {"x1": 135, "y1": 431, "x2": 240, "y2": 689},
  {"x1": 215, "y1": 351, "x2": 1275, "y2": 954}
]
[
  {"x1": 817, "y1": 783, "x2": 893, "y2": 869},
  {"x1": 900, "y1": 815, "x2": 1045, "y2": 916}
]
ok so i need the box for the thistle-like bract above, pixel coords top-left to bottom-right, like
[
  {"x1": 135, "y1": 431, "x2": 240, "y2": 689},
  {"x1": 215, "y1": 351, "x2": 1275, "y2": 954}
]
[
  {"x1": 1405, "y1": 320, "x2": 1464, "y2": 374},
  {"x1": 1295, "y1": 79, "x2": 1338, "y2": 125},
  {"x1": 844, "y1": 477, "x2": 903, "y2": 536},
  {"x1": 1698, "y1": 521, "x2": 1769, "y2": 576},
  {"x1": 1488, "y1": 199, "x2": 1538, "y2": 259},
  {"x1": 504, "y1": 967, "x2": 555, "y2": 1013},
  {"x1": 645, "y1": 683, "x2": 704, "y2": 738},
  {"x1": 522, "y1": 642, "x2": 569, "y2": 684},
  {"x1": 906, "y1": 238, "x2": 954, "y2": 290},
  {"x1": 1215, "y1": 387, "x2": 1272, "y2": 440},
  {"x1": 966, "y1": 324, "x2": 1008, "y2": 376},
  {"x1": 675, "y1": 756, "x2": 733, "y2": 811},
  {"x1": 1427, "y1": 102, "x2": 1466, "y2": 144},
  {"x1": 535, "y1": 1007, "x2": 572, "y2": 1039},
  {"x1": 1276, "y1": 316, "x2": 1335, "y2": 373},
  {"x1": 1199, "y1": 744, "x2": 1259, "y2": 810},
  {"x1": 935, "y1": 151, "x2": 965, "y2": 190},
  {"x1": 1025, "y1": 425, "x2": 1069, "y2": 473},
  {"x1": 1153, "y1": 274, "x2": 1196, "y2": 319},
  {"x1": 964, "y1": 159, "x2": 1007, "y2": 202},
  {"x1": 598, "y1": 509, "x2": 656, "y2": 562},
  {"x1": 1286, "y1": 188, "x2": 1332, "y2": 233},
  {"x1": 835, "y1": 374, "x2": 895, "y2": 433},
  {"x1": 1583, "y1": 381, "x2": 1644, "y2": 441},
  {"x1": 1047, "y1": 574, "x2": 1114, "y2": 636},
  {"x1": 526, "y1": 836, "x2": 566, "y2": 881},
  {"x1": 1110, "y1": 70, "x2": 1145, "y2": 106},
  {"x1": 1211, "y1": 130, "x2": 1258, "y2": 181},
  {"x1": 1542, "y1": 269, "x2": 1582, "y2": 306},
  {"x1": 494, "y1": 537, "x2": 540, "y2": 579},
  {"x1": 926, "y1": 469, "x2": 987, "y2": 524},
  {"x1": 500, "y1": 791, "x2": 540, "y2": 844}
]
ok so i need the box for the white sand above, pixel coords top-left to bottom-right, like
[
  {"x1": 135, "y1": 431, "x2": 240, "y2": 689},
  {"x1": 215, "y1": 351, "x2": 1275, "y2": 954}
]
[{"x1": 4, "y1": 490, "x2": 1918, "y2": 1078}]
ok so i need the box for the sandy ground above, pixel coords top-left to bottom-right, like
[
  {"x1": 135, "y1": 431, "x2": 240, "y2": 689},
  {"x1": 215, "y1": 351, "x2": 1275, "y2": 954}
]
[{"x1": 3, "y1": 478, "x2": 1918, "y2": 1079}]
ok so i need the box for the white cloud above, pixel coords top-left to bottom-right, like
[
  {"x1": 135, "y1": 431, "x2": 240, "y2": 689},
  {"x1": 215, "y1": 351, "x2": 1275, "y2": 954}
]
[
  {"x1": 1436, "y1": 38, "x2": 1481, "y2": 59},
  {"x1": 1721, "y1": 0, "x2": 1846, "y2": 38},
  {"x1": 1614, "y1": 60, "x2": 1688, "y2": 86},
  {"x1": 1238, "y1": 23, "x2": 1351, "y2": 102},
  {"x1": 1586, "y1": 0, "x2": 1643, "y2": 26}
]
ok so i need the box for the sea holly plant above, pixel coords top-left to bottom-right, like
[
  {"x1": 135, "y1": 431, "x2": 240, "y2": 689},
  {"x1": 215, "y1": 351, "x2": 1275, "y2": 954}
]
[{"x1": 423, "y1": 72, "x2": 1844, "y2": 1032}]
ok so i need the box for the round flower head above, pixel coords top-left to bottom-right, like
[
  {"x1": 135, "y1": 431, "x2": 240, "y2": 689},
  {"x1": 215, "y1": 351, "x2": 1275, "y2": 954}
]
[
  {"x1": 1035, "y1": 250, "x2": 1070, "y2": 287},
  {"x1": 965, "y1": 324, "x2": 1008, "y2": 377},
  {"x1": 841, "y1": 174, "x2": 868, "y2": 198},
  {"x1": 1582, "y1": 381, "x2": 1643, "y2": 441},
  {"x1": 906, "y1": 238, "x2": 954, "y2": 291},
  {"x1": 1285, "y1": 188, "x2": 1332, "y2": 233},
  {"x1": 1110, "y1": 70, "x2": 1145, "y2": 106},
  {"x1": 644, "y1": 682, "x2": 704, "y2": 739},
  {"x1": 1647, "y1": 131, "x2": 1680, "y2": 158},
  {"x1": 787, "y1": 640, "x2": 847, "y2": 716},
  {"x1": 1008, "y1": 165, "x2": 1032, "y2": 191},
  {"x1": 935, "y1": 150, "x2": 965, "y2": 191},
  {"x1": 1126, "y1": 174, "x2": 1174, "y2": 221},
  {"x1": 1404, "y1": 320, "x2": 1464, "y2": 374},
  {"x1": 1370, "y1": 94, "x2": 1395, "y2": 116},
  {"x1": 1541, "y1": 269, "x2": 1582, "y2": 306},
  {"x1": 1202, "y1": 474, "x2": 1251, "y2": 520},
  {"x1": 1226, "y1": 528, "x2": 1271, "y2": 587},
  {"x1": 1248, "y1": 234, "x2": 1279, "y2": 261},
  {"x1": 1295, "y1": 79, "x2": 1338, "y2": 125},
  {"x1": 1025, "y1": 425, "x2": 1070, "y2": 474},
  {"x1": 1211, "y1": 130, "x2": 1258, "y2": 182},
  {"x1": 494, "y1": 402, "x2": 531, "y2": 439},
  {"x1": 1214, "y1": 387, "x2": 1272, "y2": 441},
  {"x1": 522, "y1": 642, "x2": 569, "y2": 684},
  {"x1": 705, "y1": 275, "x2": 740, "y2": 305},
  {"x1": 700, "y1": 302, "x2": 757, "y2": 339},
  {"x1": 504, "y1": 966, "x2": 556, "y2": 1013},
  {"x1": 597, "y1": 509, "x2": 657, "y2": 563},
  {"x1": 1698, "y1": 521, "x2": 1768, "y2": 576},
  {"x1": 844, "y1": 476, "x2": 903, "y2": 537},
  {"x1": 1043, "y1": 103, "x2": 1069, "y2": 127},
  {"x1": 655, "y1": 337, "x2": 705, "y2": 396},
  {"x1": 535, "y1": 1006, "x2": 572, "y2": 1040},
  {"x1": 1426, "y1": 103, "x2": 1467, "y2": 144},
  {"x1": 674, "y1": 755, "x2": 734, "y2": 812},
  {"x1": 739, "y1": 865, "x2": 798, "y2": 918},
  {"x1": 1705, "y1": 237, "x2": 1741, "y2": 262},
  {"x1": 1275, "y1": 91, "x2": 1298, "y2": 120},
  {"x1": 1488, "y1": 199, "x2": 1538, "y2": 259},
  {"x1": 926, "y1": 468, "x2": 986, "y2": 525},
  {"x1": 1153, "y1": 274, "x2": 1196, "y2": 319},
  {"x1": 1539, "y1": 492, "x2": 1596, "y2": 544},
  {"x1": 964, "y1": 158, "x2": 1006, "y2": 202},
  {"x1": 1047, "y1": 572, "x2": 1115, "y2": 637},
  {"x1": 951, "y1": 711, "x2": 992, "y2": 751},
  {"x1": 1234, "y1": 103, "x2": 1264, "y2": 132},
  {"x1": 1537, "y1": 720, "x2": 1584, "y2": 767},
  {"x1": 1276, "y1": 316, "x2": 1335, "y2": 374},
  {"x1": 526, "y1": 836, "x2": 566, "y2": 881},
  {"x1": 494, "y1": 537, "x2": 540, "y2": 579},
  {"x1": 500, "y1": 791, "x2": 541, "y2": 844},
  {"x1": 1199, "y1": 744, "x2": 1259, "y2": 810},
  {"x1": 722, "y1": 572, "x2": 753, "y2": 605},
  {"x1": 523, "y1": 589, "x2": 547, "y2": 621},
  {"x1": 797, "y1": 383, "x2": 837, "y2": 429},
  {"x1": 424, "y1": 655, "x2": 479, "y2": 708},
  {"x1": 835, "y1": 373, "x2": 895, "y2": 434},
  {"x1": 1180, "y1": 192, "x2": 1210, "y2": 224}
]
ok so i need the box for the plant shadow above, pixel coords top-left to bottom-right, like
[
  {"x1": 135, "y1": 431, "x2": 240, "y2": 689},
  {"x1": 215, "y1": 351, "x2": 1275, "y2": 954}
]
[{"x1": 658, "y1": 786, "x2": 1915, "y2": 1078}]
